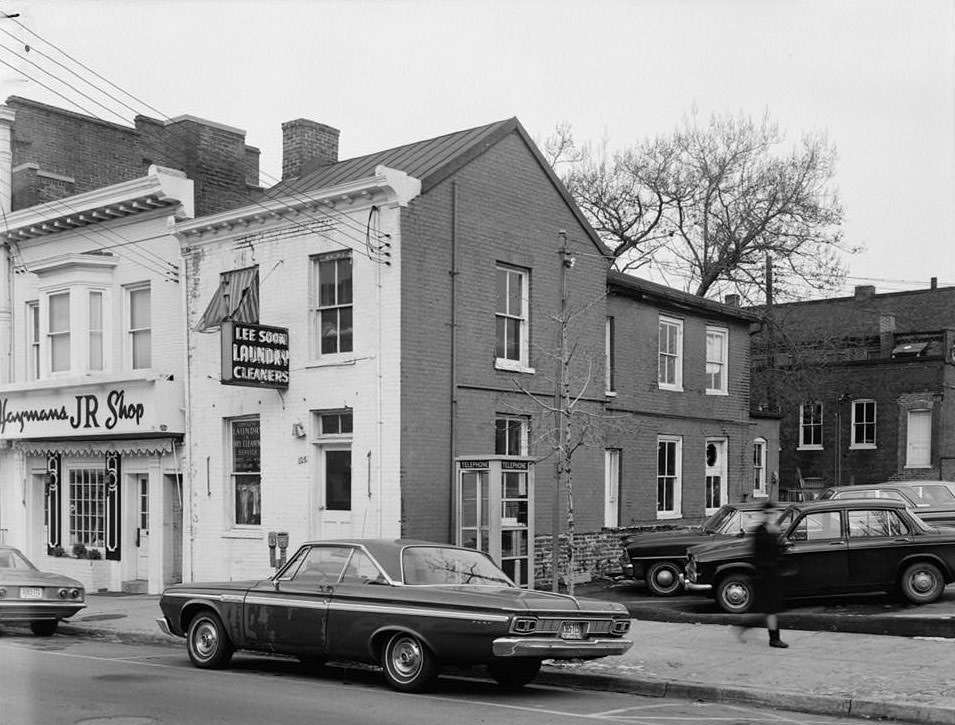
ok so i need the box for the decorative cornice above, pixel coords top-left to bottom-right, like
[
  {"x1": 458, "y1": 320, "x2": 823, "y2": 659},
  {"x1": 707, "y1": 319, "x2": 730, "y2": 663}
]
[{"x1": 3, "y1": 165, "x2": 195, "y2": 243}]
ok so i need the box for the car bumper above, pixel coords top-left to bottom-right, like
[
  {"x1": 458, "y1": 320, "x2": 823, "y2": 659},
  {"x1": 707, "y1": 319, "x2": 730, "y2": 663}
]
[
  {"x1": 0, "y1": 601, "x2": 85, "y2": 621},
  {"x1": 492, "y1": 636, "x2": 633, "y2": 659},
  {"x1": 156, "y1": 617, "x2": 180, "y2": 637},
  {"x1": 679, "y1": 574, "x2": 712, "y2": 593}
]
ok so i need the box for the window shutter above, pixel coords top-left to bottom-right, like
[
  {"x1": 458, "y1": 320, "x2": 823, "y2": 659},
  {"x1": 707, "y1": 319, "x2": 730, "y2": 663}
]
[
  {"x1": 46, "y1": 454, "x2": 61, "y2": 554},
  {"x1": 105, "y1": 452, "x2": 122, "y2": 561}
]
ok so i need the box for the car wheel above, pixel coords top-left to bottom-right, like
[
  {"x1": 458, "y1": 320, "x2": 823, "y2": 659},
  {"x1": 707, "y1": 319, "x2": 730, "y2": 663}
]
[
  {"x1": 645, "y1": 561, "x2": 683, "y2": 597},
  {"x1": 186, "y1": 610, "x2": 234, "y2": 669},
  {"x1": 382, "y1": 632, "x2": 439, "y2": 693},
  {"x1": 899, "y1": 561, "x2": 945, "y2": 604},
  {"x1": 487, "y1": 659, "x2": 542, "y2": 690},
  {"x1": 715, "y1": 572, "x2": 754, "y2": 614},
  {"x1": 30, "y1": 620, "x2": 58, "y2": 637}
]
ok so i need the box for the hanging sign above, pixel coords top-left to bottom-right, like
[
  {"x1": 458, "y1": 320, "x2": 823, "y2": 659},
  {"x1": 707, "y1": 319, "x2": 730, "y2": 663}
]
[{"x1": 221, "y1": 321, "x2": 290, "y2": 389}]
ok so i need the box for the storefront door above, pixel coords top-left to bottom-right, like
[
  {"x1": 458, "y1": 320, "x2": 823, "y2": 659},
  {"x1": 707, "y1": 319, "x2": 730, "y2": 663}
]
[{"x1": 315, "y1": 446, "x2": 351, "y2": 539}]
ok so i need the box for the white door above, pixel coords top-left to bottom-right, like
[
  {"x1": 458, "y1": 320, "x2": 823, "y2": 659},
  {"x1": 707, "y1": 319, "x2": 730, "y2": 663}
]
[
  {"x1": 604, "y1": 449, "x2": 620, "y2": 528},
  {"x1": 704, "y1": 439, "x2": 727, "y2": 513},
  {"x1": 135, "y1": 475, "x2": 149, "y2": 580},
  {"x1": 906, "y1": 410, "x2": 932, "y2": 467},
  {"x1": 315, "y1": 446, "x2": 352, "y2": 539}
]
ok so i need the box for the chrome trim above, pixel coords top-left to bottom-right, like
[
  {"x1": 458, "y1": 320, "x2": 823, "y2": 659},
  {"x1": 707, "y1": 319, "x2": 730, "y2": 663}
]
[
  {"x1": 156, "y1": 617, "x2": 177, "y2": 637},
  {"x1": 327, "y1": 600, "x2": 510, "y2": 622},
  {"x1": 245, "y1": 595, "x2": 328, "y2": 610},
  {"x1": 492, "y1": 636, "x2": 633, "y2": 658},
  {"x1": 628, "y1": 555, "x2": 688, "y2": 562}
]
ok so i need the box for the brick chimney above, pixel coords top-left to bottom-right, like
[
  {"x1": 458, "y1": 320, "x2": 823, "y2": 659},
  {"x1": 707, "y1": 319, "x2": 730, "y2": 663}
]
[
  {"x1": 724, "y1": 294, "x2": 740, "y2": 307},
  {"x1": 854, "y1": 285, "x2": 876, "y2": 300},
  {"x1": 879, "y1": 313, "x2": 896, "y2": 357},
  {"x1": 282, "y1": 119, "x2": 340, "y2": 180}
]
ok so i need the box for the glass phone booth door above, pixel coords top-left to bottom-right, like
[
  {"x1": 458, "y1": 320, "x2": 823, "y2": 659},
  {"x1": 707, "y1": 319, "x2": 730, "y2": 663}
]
[{"x1": 455, "y1": 457, "x2": 535, "y2": 587}]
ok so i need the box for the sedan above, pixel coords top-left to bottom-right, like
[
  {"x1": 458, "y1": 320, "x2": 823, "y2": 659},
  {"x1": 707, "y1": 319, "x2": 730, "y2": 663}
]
[
  {"x1": 0, "y1": 545, "x2": 85, "y2": 635},
  {"x1": 621, "y1": 502, "x2": 784, "y2": 596},
  {"x1": 157, "y1": 539, "x2": 633, "y2": 692},
  {"x1": 684, "y1": 499, "x2": 955, "y2": 614},
  {"x1": 819, "y1": 481, "x2": 955, "y2": 526}
]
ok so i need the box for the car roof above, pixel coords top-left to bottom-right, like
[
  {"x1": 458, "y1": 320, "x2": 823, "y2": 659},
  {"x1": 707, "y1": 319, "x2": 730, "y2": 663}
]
[
  {"x1": 788, "y1": 498, "x2": 907, "y2": 512},
  {"x1": 298, "y1": 538, "x2": 480, "y2": 579}
]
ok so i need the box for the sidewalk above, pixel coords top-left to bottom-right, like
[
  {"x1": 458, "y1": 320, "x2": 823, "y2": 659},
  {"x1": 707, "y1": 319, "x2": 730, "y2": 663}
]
[{"x1": 51, "y1": 594, "x2": 955, "y2": 725}]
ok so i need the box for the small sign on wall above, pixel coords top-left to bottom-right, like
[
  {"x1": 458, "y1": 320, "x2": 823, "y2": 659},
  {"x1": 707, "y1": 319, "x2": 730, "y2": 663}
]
[{"x1": 221, "y1": 321, "x2": 290, "y2": 389}]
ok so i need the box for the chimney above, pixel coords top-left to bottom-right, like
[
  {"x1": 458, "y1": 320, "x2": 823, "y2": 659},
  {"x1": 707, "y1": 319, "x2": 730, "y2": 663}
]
[
  {"x1": 931, "y1": 277, "x2": 938, "y2": 290},
  {"x1": 282, "y1": 119, "x2": 340, "y2": 180},
  {"x1": 854, "y1": 285, "x2": 875, "y2": 300},
  {"x1": 879, "y1": 313, "x2": 896, "y2": 357},
  {"x1": 724, "y1": 294, "x2": 740, "y2": 307}
]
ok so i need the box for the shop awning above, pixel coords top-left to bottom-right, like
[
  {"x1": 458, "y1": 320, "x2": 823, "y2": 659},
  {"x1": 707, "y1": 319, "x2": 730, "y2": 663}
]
[
  {"x1": 14, "y1": 437, "x2": 179, "y2": 458},
  {"x1": 196, "y1": 266, "x2": 259, "y2": 332}
]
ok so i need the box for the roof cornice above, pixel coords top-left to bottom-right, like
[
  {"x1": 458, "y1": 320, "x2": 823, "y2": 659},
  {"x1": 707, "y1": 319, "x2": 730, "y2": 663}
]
[{"x1": 3, "y1": 165, "x2": 194, "y2": 243}]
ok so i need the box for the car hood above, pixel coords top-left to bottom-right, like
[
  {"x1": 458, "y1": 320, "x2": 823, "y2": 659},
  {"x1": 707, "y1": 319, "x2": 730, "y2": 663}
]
[
  {"x1": 1, "y1": 570, "x2": 83, "y2": 588},
  {"x1": 687, "y1": 537, "x2": 753, "y2": 562}
]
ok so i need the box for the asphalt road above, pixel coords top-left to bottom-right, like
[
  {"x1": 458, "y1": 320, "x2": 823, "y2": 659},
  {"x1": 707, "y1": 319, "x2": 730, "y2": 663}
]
[
  {"x1": 580, "y1": 578, "x2": 955, "y2": 637},
  {"x1": 0, "y1": 634, "x2": 907, "y2": 725}
]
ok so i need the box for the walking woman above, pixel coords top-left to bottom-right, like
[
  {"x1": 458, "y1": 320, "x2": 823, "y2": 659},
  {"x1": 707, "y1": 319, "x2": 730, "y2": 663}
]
[{"x1": 753, "y1": 500, "x2": 789, "y2": 648}]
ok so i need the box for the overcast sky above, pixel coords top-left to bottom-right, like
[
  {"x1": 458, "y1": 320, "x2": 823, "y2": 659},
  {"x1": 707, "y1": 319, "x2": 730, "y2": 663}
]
[{"x1": 2, "y1": 0, "x2": 953, "y2": 295}]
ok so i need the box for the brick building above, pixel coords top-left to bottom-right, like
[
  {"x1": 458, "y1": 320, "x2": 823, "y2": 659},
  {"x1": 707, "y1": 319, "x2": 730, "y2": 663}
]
[
  {"x1": 751, "y1": 283, "x2": 955, "y2": 498},
  {"x1": 0, "y1": 97, "x2": 261, "y2": 593}
]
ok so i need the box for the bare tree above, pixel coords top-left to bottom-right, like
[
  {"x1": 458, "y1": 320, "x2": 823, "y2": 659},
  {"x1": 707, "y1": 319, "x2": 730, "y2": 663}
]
[{"x1": 552, "y1": 110, "x2": 855, "y2": 303}]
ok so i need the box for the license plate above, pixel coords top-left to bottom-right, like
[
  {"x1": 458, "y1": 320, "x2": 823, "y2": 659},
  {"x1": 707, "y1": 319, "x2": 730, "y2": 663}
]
[
  {"x1": 560, "y1": 621, "x2": 587, "y2": 640},
  {"x1": 20, "y1": 587, "x2": 43, "y2": 599}
]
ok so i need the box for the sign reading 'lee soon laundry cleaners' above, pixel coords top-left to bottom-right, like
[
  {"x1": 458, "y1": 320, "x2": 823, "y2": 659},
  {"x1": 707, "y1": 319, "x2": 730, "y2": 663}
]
[{"x1": 221, "y1": 321, "x2": 290, "y2": 389}]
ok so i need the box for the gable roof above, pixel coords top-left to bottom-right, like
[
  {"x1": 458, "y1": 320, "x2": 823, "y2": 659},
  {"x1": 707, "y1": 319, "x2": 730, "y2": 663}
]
[
  {"x1": 607, "y1": 270, "x2": 758, "y2": 323},
  {"x1": 269, "y1": 117, "x2": 611, "y2": 259}
]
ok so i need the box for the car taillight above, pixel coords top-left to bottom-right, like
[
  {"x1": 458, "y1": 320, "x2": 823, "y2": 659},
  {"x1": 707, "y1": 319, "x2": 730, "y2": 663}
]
[
  {"x1": 612, "y1": 619, "x2": 630, "y2": 635},
  {"x1": 0, "y1": 588, "x2": 6, "y2": 598},
  {"x1": 511, "y1": 617, "x2": 538, "y2": 633}
]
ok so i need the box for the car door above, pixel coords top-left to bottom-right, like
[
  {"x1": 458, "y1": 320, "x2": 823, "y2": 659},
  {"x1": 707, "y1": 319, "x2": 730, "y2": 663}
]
[
  {"x1": 846, "y1": 507, "x2": 912, "y2": 591},
  {"x1": 782, "y1": 510, "x2": 849, "y2": 596},
  {"x1": 244, "y1": 544, "x2": 349, "y2": 655}
]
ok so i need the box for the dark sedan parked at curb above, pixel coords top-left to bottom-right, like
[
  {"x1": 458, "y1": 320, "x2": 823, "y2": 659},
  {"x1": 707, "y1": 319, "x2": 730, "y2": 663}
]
[
  {"x1": 0, "y1": 545, "x2": 85, "y2": 636},
  {"x1": 684, "y1": 499, "x2": 955, "y2": 614},
  {"x1": 158, "y1": 539, "x2": 633, "y2": 692},
  {"x1": 621, "y1": 502, "x2": 784, "y2": 596},
  {"x1": 819, "y1": 481, "x2": 955, "y2": 527}
]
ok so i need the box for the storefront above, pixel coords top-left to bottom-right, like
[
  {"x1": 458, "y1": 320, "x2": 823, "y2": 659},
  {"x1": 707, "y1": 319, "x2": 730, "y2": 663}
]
[{"x1": 0, "y1": 377, "x2": 184, "y2": 593}]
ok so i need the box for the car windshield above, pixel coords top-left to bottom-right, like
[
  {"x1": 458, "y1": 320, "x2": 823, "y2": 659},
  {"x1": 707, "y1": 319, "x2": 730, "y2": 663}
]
[
  {"x1": 0, "y1": 549, "x2": 36, "y2": 571},
  {"x1": 701, "y1": 506, "x2": 735, "y2": 533},
  {"x1": 402, "y1": 546, "x2": 515, "y2": 586}
]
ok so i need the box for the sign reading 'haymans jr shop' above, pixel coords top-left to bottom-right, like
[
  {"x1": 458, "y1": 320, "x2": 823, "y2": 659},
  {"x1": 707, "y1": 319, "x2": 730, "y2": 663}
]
[{"x1": 0, "y1": 390, "x2": 145, "y2": 436}]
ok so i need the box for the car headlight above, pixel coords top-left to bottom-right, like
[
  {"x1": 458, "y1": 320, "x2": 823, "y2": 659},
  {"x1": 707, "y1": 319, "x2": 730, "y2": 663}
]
[
  {"x1": 58, "y1": 588, "x2": 68, "y2": 599},
  {"x1": 0, "y1": 587, "x2": 6, "y2": 599},
  {"x1": 70, "y1": 588, "x2": 82, "y2": 600},
  {"x1": 511, "y1": 616, "x2": 538, "y2": 634}
]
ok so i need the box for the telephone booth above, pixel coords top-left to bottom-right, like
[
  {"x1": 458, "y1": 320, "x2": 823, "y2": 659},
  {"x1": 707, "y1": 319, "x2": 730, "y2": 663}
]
[{"x1": 454, "y1": 456, "x2": 535, "y2": 587}]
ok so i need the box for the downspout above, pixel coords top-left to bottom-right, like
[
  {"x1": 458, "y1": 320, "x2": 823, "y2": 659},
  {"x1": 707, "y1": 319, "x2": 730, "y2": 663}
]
[
  {"x1": 449, "y1": 182, "x2": 459, "y2": 543},
  {"x1": 0, "y1": 105, "x2": 16, "y2": 386}
]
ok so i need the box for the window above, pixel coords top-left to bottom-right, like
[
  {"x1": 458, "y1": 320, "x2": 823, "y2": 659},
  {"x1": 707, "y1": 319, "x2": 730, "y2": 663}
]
[
  {"x1": 230, "y1": 417, "x2": 261, "y2": 526},
  {"x1": 69, "y1": 468, "x2": 105, "y2": 551},
  {"x1": 799, "y1": 402, "x2": 823, "y2": 449},
  {"x1": 789, "y1": 511, "x2": 841, "y2": 541},
  {"x1": 26, "y1": 301, "x2": 39, "y2": 380},
  {"x1": 705, "y1": 327, "x2": 728, "y2": 394},
  {"x1": 495, "y1": 264, "x2": 530, "y2": 370},
  {"x1": 48, "y1": 291, "x2": 71, "y2": 373},
  {"x1": 847, "y1": 509, "x2": 909, "y2": 538},
  {"x1": 658, "y1": 316, "x2": 683, "y2": 389},
  {"x1": 605, "y1": 317, "x2": 616, "y2": 394},
  {"x1": 317, "y1": 410, "x2": 353, "y2": 512},
  {"x1": 657, "y1": 436, "x2": 682, "y2": 518},
  {"x1": 127, "y1": 284, "x2": 151, "y2": 369},
  {"x1": 312, "y1": 252, "x2": 353, "y2": 356},
  {"x1": 89, "y1": 291, "x2": 104, "y2": 371},
  {"x1": 851, "y1": 400, "x2": 876, "y2": 448},
  {"x1": 905, "y1": 410, "x2": 932, "y2": 468},
  {"x1": 495, "y1": 415, "x2": 528, "y2": 455},
  {"x1": 604, "y1": 449, "x2": 621, "y2": 528},
  {"x1": 137, "y1": 475, "x2": 149, "y2": 532},
  {"x1": 753, "y1": 438, "x2": 767, "y2": 496}
]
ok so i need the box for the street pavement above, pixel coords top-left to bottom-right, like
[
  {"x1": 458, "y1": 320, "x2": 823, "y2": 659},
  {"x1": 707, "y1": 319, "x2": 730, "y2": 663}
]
[{"x1": 9, "y1": 587, "x2": 953, "y2": 725}]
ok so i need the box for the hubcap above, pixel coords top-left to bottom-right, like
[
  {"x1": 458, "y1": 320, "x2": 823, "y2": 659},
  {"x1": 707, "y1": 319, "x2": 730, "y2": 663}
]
[
  {"x1": 724, "y1": 582, "x2": 748, "y2": 606},
  {"x1": 911, "y1": 570, "x2": 935, "y2": 594},
  {"x1": 194, "y1": 621, "x2": 218, "y2": 658},
  {"x1": 655, "y1": 569, "x2": 675, "y2": 587},
  {"x1": 390, "y1": 638, "x2": 421, "y2": 679}
]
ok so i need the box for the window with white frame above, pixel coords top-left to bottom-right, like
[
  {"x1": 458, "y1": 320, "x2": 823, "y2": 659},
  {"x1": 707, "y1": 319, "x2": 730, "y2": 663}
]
[
  {"x1": 604, "y1": 448, "x2": 621, "y2": 528},
  {"x1": 905, "y1": 409, "x2": 932, "y2": 468},
  {"x1": 311, "y1": 252, "x2": 353, "y2": 356},
  {"x1": 753, "y1": 438, "x2": 767, "y2": 496},
  {"x1": 705, "y1": 326, "x2": 728, "y2": 394},
  {"x1": 799, "y1": 402, "x2": 823, "y2": 449},
  {"x1": 495, "y1": 264, "x2": 530, "y2": 370},
  {"x1": 657, "y1": 436, "x2": 682, "y2": 518},
  {"x1": 316, "y1": 410, "x2": 353, "y2": 512},
  {"x1": 26, "y1": 301, "x2": 39, "y2": 380},
  {"x1": 48, "y1": 291, "x2": 71, "y2": 373},
  {"x1": 495, "y1": 415, "x2": 528, "y2": 456},
  {"x1": 127, "y1": 284, "x2": 151, "y2": 370},
  {"x1": 69, "y1": 468, "x2": 106, "y2": 552},
  {"x1": 230, "y1": 417, "x2": 261, "y2": 526},
  {"x1": 605, "y1": 316, "x2": 616, "y2": 394},
  {"x1": 851, "y1": 400, "x2": 877, "y2": 449},
  {"x1": 89, "y1": 291, "x2": 104, "y2": 371},
  {"x1": 658, "y1": 316, "x2": 683, "y2": 389}
]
